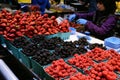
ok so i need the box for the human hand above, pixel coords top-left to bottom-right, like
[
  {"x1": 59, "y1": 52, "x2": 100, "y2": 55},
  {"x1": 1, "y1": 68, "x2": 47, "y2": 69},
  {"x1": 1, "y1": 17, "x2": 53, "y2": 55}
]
[
  {"x1": 68, "y1": 14, "x2": 76, "y2": 22},
  {"x1": 76, "y1": 18, "x2": 87, "y2": 25}
]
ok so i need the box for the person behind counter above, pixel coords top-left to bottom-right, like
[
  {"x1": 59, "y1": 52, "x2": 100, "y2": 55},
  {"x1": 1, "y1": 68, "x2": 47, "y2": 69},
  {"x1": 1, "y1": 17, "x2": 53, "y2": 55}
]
[{"x1": 68, "y1": 0, "x2": 117, "y2": 40}]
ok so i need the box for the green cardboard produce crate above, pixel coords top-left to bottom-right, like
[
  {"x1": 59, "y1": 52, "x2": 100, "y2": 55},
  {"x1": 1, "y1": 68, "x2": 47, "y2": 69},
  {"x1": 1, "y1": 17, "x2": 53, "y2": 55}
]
[
  {"x1": 66, "y1": 61, "x2": 85, "y2": 74},
  {"x1": 43, "y1": 64, "x2": 78, "y2": 80},
  {"x1": 45, "y1": 33, "x2": 59, "y2": 39},
  {"x1": 5, "y1": 40, "x2": 20, "y2": 59},
  {"x1": 0, "y1": 35, "x2": 5, "y2": 45},
  {"x1": 6, "y1": 40, "x2": 31, "y2": 69},
  {"x1": 30, "y1": 58, "x2": 75, "y2": 80},
  {"x1": 45, "y1": 32, "x2": 70, "y2": 40},
  {"x1": 43, "y1": 67, "x2": 55, "y2": 80},
  {"x1": 30, "y1": 58, "x2": 46, "y2": 79},
  {"x1": 58, "y1": 32, "x2": 70, "y2": 40},
  {"x1": 19, "y1": 50, "x2": 31, "y2": 69}
]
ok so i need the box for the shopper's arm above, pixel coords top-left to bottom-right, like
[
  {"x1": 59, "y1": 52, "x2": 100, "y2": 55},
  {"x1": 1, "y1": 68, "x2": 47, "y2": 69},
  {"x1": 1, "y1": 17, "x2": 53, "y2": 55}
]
[
  {"x1": 85, "y1": 15, "x2": 116, "y2": 35},
  {"x1": 75, "y1": 11, "x2": 95, "y2": 19}
]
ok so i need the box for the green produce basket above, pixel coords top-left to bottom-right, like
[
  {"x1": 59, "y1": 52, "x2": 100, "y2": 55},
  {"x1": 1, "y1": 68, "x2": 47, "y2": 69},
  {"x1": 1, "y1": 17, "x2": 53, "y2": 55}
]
[
  {"x1": 0, "y1": 35, "x2": 5, "y2": 45},
  {"x1": 43, "y1": 59, "x2": 78, "y2": 80},
  {"x1": 5, "y1": 40, "x2": 20, "y2": 59},
  {"x1": 93, "y1": 59, "x2": 109, "y2": 63},
  {"x1": 19, "y1": 50, "x2": 31, "y2": 69},
  {"x1": 45, "y1": 33, "x2": 59, "y2": 39},
  {"x1": 43, "y1": 64, "x2": 56, "y2": 80},
  {"x1": 44, "y1": 64, "x2": 72, "y2": 80},
  {"x1": 66, "y1": 56, "x2": 93, "y2": 75},
  {"x1": 44, "y1": 71, "x2": 55, "y2": 80},
  {"x1": 66, "y1": 61, "x2": 85, "y2": 74},
  {"x1": 58, "y1": 32, "x2": 70, "y2": 40},
  {"x1": 45, "y1": 32, "x2": 70, "y2": 40},
  {"x1": 63, "y1": 56, "x2": 73, "y2": 62},
  {"x1": 30, "y1": 58, "x2": 46, "y2": 79},
  {"x1": 30, "y1": 58, "x2": 55, "y2": 80}
]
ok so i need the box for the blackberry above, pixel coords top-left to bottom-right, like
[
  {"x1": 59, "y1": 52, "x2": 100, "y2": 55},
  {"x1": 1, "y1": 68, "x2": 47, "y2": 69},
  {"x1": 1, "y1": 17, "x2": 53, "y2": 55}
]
[
  {"x1": 88, "y1": 43, "x2": 106, "y2": 50},
  {"x1": 12, "y1": 36, "x2": 31, "y2": 48},
  {"x1": 30, "y1": 35, "x2": 45, "y2": 44},
  {"x1": 22, "y1": 43, "x2": 39, "y2": 56},
  {"x1": 32, "y1": 49, "x2": 58, "y2": 65},
  {"x1": 74, "y1": 37, "x2": 89, "y2": 46}
]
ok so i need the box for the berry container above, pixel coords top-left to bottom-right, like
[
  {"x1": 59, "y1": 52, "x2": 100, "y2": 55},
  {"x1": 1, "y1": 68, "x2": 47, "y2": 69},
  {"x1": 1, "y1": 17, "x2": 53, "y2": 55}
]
[
  {"x1": 58, "y1": 32, "x2": 71, "y2": 40},
  {"x1": 104, "y1": 37, "x2": 120, "y2": 49},
  {"x1": 0, "y1": 35, "x2": 5, "y2": 45}
]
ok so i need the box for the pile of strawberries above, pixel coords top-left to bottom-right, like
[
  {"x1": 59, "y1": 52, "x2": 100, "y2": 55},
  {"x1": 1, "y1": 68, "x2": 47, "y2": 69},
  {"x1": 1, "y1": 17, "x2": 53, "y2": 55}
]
[{"x1": 0, "y1": 9, "x2": 70, "y2": 41}]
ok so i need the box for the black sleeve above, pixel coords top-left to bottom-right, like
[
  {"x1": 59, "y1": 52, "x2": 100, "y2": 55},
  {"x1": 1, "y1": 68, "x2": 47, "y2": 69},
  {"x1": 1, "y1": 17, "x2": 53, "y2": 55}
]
[{"x1": 10, "y1": 0, "x2": 21, "y2": 9}]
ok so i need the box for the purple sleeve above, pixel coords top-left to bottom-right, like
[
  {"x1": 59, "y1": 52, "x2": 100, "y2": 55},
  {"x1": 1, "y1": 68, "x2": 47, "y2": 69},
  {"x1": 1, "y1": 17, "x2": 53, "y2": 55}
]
[
  {"x1": 85, "y1": 15, "x2": 116, "y2": 35},
  {"x1": 75, "y1": 11, "x2": 95, "y2": 19}
]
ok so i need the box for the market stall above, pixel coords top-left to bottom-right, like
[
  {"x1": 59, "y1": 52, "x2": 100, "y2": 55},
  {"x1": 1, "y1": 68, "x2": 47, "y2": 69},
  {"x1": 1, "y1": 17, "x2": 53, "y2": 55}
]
[
  {"x1": 0, "y1": 0, "x2": 120, "y2": 79},
  {"x1": 0, "y1": 45, "x2": 40, "y2": 80}
]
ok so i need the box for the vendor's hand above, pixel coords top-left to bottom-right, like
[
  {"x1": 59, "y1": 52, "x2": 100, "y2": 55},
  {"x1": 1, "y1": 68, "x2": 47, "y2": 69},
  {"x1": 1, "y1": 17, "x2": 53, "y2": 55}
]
[
  {"x1": 76, "y1": 19, "x2": 87, "y2": 25},
  {"x1": 68, "y1": 14, "x2": 76, "y2": 22}
]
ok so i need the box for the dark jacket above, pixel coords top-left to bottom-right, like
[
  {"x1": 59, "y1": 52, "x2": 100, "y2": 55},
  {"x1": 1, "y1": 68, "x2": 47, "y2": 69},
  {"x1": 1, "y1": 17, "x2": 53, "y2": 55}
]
[{"x1": 76, "y1": 11, "x2": 117, "y2": 39}]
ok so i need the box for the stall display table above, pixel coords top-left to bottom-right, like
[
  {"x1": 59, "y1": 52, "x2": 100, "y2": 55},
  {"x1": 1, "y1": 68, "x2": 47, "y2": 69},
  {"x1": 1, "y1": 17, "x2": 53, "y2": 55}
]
[
  {"x1": 66, "y1": 32, "x2": 120, "y2": 53},
  {"x1": 65, "y1": 32, "x2": 104, "y2": 44}
]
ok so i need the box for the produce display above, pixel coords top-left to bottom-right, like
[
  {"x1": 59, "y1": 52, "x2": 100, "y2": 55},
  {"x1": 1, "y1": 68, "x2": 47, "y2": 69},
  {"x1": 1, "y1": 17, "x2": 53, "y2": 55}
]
[
  {"x1": 69, "y1": 22, "x2": 85, "y2": 32},
  {"x1": 69, "y1": 72, "x2": 92, "y2": 80},
  {"x1": 50, "y1": 4, "x2": 74, "y2": 12},
  {"x1": 45, "y1": 59, "x2": 77, "y2": 80},
  {"x1": 1, "y1": 33, "x2": 120, "y2": 80},
  {"x1": 11, "y1": 36, "x2": 88, "y2": 65},
  {"x1": 11, "y1": 36, "x2": 31, "y2": 48},
  {"x1": 43, "y1": 47, "x2": 120, "y2": 80},
  {"x1": 1, "y1": 9, "x2": 120, "y2": 80},
  {"x1": 68, "y1": 54, "x2": 95, "y2": 70},
  {"x1": 87, "y1": 43, "x2": 106, "y2": 50},
  {"x1": 30, "y1": 35, "x2": 46, "y2": 44},
  {"x1": 21, "y1": 43, "x2": 39, "y2": 56},
  {"x1": 29, "y1": 5, "x2": 40, "y2": 11},
  {"x1": 0, "y1": 9, "x2": 70, "y2": 40},
  {"x1": 108, "y1": 58, "x2": 120, "y2": 73},
  {"x1": 54, "y1": 39, "x2": 88, "y2": 58},
  {"x1": 55, "y1": 45, "x2": 77, "y2": 58},
  {"x1": 32, "y1": 49, "x2": 57, "y2": 65},
  {"x1": 69, "y1": 22, "x2": 82, "y2": 28},
  {"x1": 40, "y1": 37, "x2": 62, "y2": 50},
  {"x1": 77, "y1": 45, "x2": 88, "y2": 53},
  {"x1": 87, "y1": 62, "x2": 118, "y2": 80},
  {"x1": 107, "y1": 50, "x2": 120, "y2": 73},
  {"x1": 73, "y1": 37, "x2": 89, "y2": 46},
  {"x1": 86, "y1": 48, "x2": 111, "y2": 62},
  {"x1": 105, "y1": 49, "x2": 120, "y2": 59}
]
